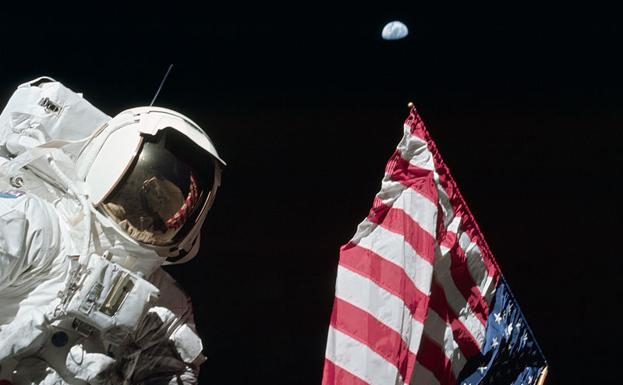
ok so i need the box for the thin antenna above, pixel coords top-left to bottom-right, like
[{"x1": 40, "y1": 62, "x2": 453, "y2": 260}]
[{"x1": 150, "y1": 64, "x2": 174, "y2": 106}]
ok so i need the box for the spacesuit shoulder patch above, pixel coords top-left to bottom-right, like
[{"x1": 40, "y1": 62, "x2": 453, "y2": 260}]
[{"x1": 0, "y1": 189, "x2": 25, "y2": 199}]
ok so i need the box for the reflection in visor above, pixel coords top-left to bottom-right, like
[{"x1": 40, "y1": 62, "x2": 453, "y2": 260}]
[
  {"x1": 160, "y1": 173, "x2": 200, "y2": 230},
  {"x1": 100, "y1": 128, "x2": 214, "y2": 246}
]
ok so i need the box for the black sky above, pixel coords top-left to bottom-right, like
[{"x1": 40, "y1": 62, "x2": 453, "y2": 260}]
[{"x1": 1, "y1": 3, "x2": 621, "y2": 384}]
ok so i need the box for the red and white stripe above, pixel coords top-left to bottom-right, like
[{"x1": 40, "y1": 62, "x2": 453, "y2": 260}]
[{"x1": 323, "y1": 108, "x2": 501, "y2": 385}]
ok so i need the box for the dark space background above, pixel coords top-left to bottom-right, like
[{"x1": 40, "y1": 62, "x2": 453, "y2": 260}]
[{"x1": 1, "y1": 3, "x2": 621, "y2": 385}]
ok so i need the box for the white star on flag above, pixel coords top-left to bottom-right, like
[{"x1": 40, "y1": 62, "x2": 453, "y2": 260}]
[
  {"x1": 522, "y1": 332, "x2": 529, "y2": 344},
  {"x1": 505, "y1": 323, "x2": 513, "y2": 337},
  {"x1": 491, "y1": 337, "x2": 499, "y2": 348},
  {"x1": 494, "y1": 312, "x2": 502, "y2": 324}
]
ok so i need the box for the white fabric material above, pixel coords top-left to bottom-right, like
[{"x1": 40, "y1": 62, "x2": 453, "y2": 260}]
[
  {"x1": 434, "y1": 243, "x2": 487, "y2": 348},
  {"x1": 172, "y1": 324, "x2": 206, "y2": 364},
  {"x1": 410, "y1": 362, "x2": 441, "y2": 385},
  {"x1": 0, "y1": 191, "x2": 67, "y2": 327},
  {"x1": 0, "y1": 77, "x2": 109, "y2": 190},
  {"x1": 0, "y1": 308, "x2": 49, "y2": 359},
  {"x1": 65, "y1": 344, "x2": 116, "y2": 383},
  {"x1": 421, "y1": 306, "x2": 468, "y2": 378},
  {"x1": 335, "y1": 265, "x2": 424, "y2": 355},
  {"x1": 0, "y1": 76, "x2": 110, "y2": 151},
  {"x1": 356, "y1": 224, "x2": 433, "y2": 294},
  {"x1": 326, "y1": 326, "x2": 403, "y2": 385}
]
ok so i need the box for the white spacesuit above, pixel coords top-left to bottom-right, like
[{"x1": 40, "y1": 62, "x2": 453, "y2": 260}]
[{"x1": 0, "y1": 78, "x2": 224, "y2": 384}]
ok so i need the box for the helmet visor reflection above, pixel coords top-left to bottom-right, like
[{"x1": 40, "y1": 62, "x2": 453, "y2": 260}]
[{"x1": 100, "y1": 128, "x2": 214, "y2": 245}]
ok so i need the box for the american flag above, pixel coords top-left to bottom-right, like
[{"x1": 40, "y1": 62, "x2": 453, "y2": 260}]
[{"x1": 322, "y1": 106, "x2": 547, "y2": 385}]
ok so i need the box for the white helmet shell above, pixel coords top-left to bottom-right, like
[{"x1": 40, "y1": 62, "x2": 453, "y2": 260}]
[{"x1": 76, "y1": 106, "x2": 225, "y2": 264}]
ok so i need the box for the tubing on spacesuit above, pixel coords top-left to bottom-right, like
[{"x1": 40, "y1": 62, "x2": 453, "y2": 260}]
[{"x1": 0, "y1": 77, "x2": 222, "y2": 384}]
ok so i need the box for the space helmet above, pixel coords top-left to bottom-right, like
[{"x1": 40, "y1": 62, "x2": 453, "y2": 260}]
[{"x1": 76, "y1": 106, "x2": 225, "y2": 263}]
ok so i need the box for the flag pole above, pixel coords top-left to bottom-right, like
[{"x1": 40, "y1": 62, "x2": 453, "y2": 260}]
[{"x1": 536, "y1": 366, "x2": 549, "y2": 385}]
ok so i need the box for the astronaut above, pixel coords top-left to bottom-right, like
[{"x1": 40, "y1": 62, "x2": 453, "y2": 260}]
[{"x1": 0, "y1": 78, "x2": 224, "y2": 384}]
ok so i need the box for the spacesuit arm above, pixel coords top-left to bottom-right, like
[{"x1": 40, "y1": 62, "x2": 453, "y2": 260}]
[
  {"x1": 0, "y1": 191, "x2": 63, "y2": 323},
  {"x1": 0, "y1": 191, "x2": 69, "y2": 380},
  {"x1": 123, "y1": 307, "x2": 201, "y2": 385},
  {"x1": 0, "y1": 193, "x2": 58, "y2": 282},
  {"x1": 121, "y1": 269, "x2": 205, "y2": 385}
]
